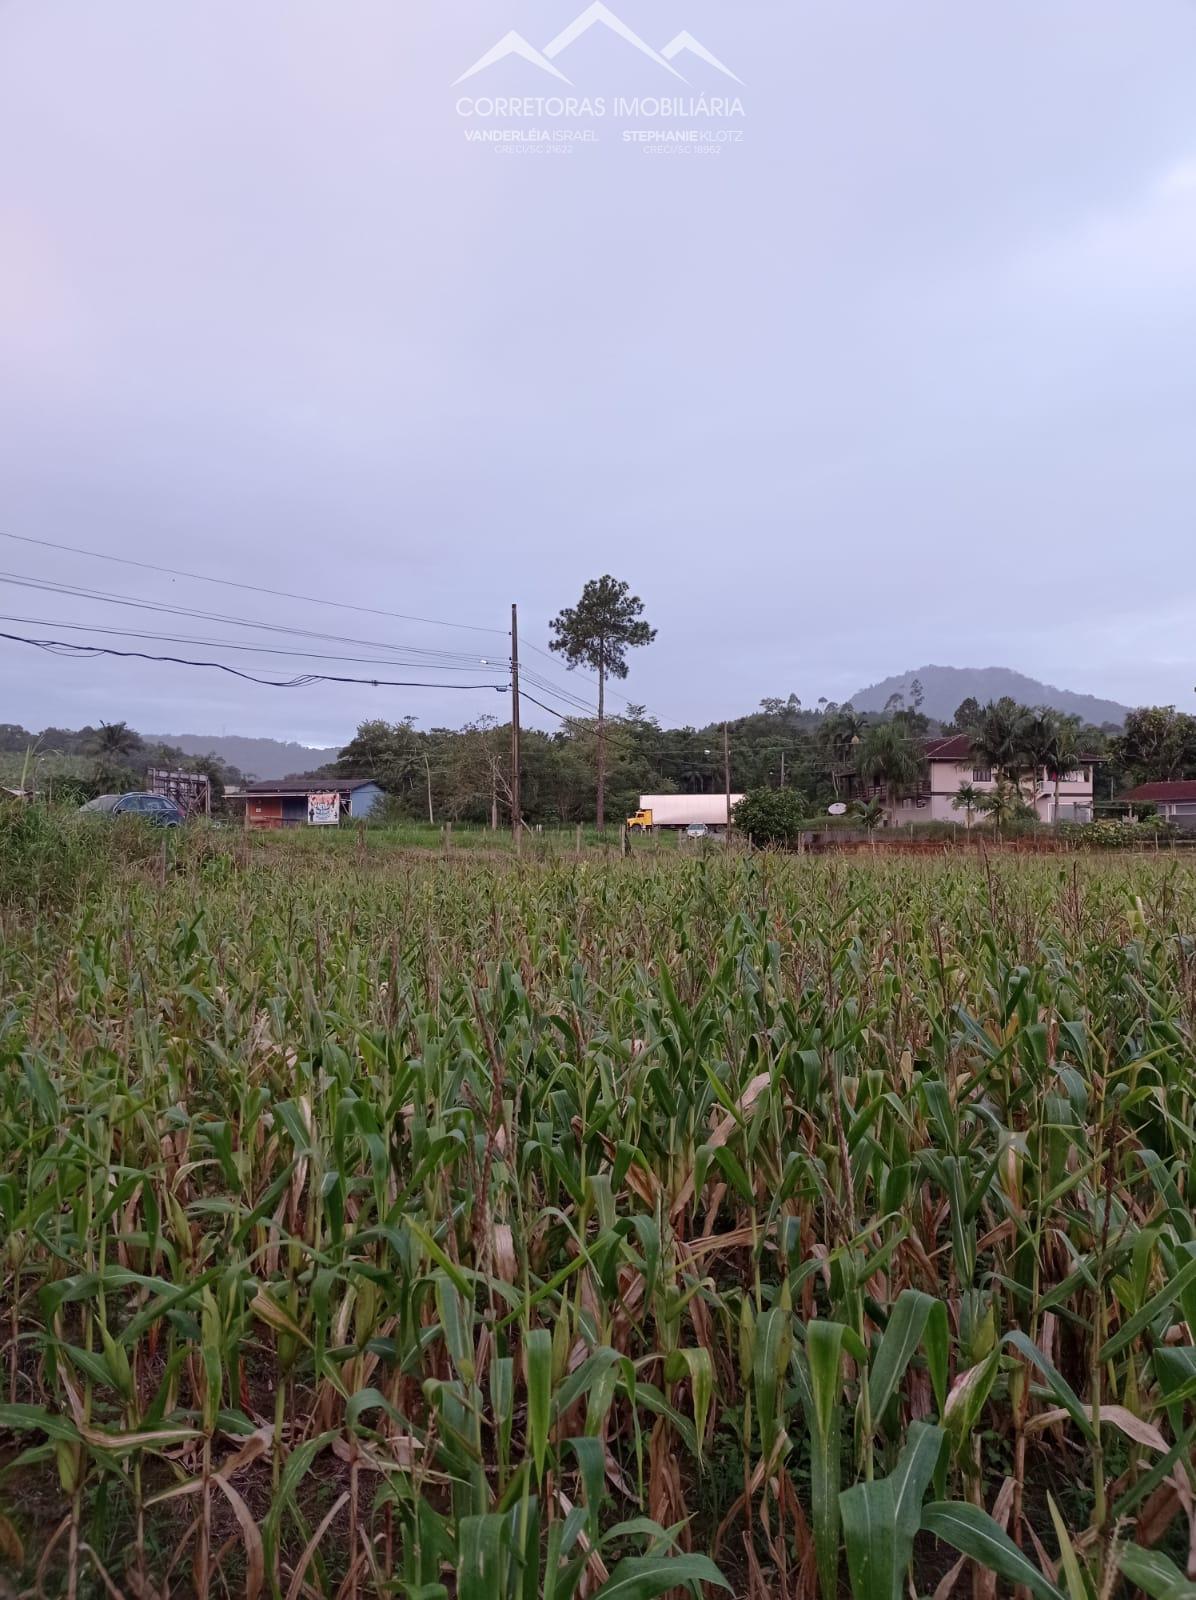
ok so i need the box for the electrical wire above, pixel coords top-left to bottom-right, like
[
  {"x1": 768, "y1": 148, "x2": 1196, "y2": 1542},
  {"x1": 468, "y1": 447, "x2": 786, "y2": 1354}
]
[
  {"x1": 522, "y1": 639, "x2": 635, "y2": 707},
  {"x1": 0, "y1": 530, "x2": 642, "y2": 709},
  {"x1": 519, "y1": 689, "x2": 651, "y2": 771},
  {"x1": 0, "y1": 629, "x2": 510, "y2": 692},
  {"x1": 520, "y1": 690, "x2": 647, "y2": 749},
  {"x1": 0, "y1": 612, "x2": 508, "y2": 671},
  {"x1": 0, "y1": 528, "x2": 508, "y2": 637},
  {"x1": 518, "y1": 687, "x2": 596, "y2": 728},
  {"x1": 0, "y1": 531, "x2": 648, "y2": 716},
  {"x1": 519, "y1": 667, "x2": 599, "y2": 716},
  {"x1": 0, "y1": 571, "x2": 509, "y2": 667}
]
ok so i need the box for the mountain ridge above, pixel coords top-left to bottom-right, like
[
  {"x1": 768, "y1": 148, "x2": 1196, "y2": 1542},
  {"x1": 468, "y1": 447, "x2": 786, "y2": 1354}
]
[
  {"x1": 848, "y1": 666, "x2": 1129, "y2": 727},
  {"x1": 147, "y1": 733, "x2": 342, "y2": 780}
]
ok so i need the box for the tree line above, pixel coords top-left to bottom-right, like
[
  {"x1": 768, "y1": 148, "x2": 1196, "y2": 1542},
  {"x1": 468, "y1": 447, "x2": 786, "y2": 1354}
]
[
  {"x1": 0, "y1": 720, "x2": 243, "y2": 803},
  {"x1": 328, "y1": 697, "x2": 1195, "y2": 829},
  {"x1": 5, "y1": 570, "x2": 1194, "y2": 825},
  {"x1": 6, "y1": 693, "x2": 1191, "y2": 827}
]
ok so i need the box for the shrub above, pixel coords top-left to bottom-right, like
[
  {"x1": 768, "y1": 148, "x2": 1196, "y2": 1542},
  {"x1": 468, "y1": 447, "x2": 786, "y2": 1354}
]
[
  {"x1": 733, "y1": 786, "x2": 808, "y2": 847},
  {"x1": 1060, "y1": 818, "x2": 1177, "y2": 849},
  {"x1": 0, "y1": 801, "x2": 108, "y2": 911}
]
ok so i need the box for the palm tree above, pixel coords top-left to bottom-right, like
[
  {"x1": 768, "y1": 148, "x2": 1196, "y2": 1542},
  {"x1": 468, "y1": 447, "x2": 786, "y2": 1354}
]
[
  {"x1": 821, "y1": 707, "x2": 867, "y2": 796},
  {"x1": 91, "y1": 721, "x2": 142, "y2": 759},
  {"x1": 1020, "y1": 711, "x2": 1062, "y2": 819},
  {"x1": 856, "y1": 722, "x2": 925, "y2": 821},
  {"x1": 1039, "y1": 714, "x2": 1082, "y2": 824},
  {"x1": 952, "y1": 781, "x2": 982, "y2": 829},
  {"x1": 852, "y1": 794, "x2": 887, "y2": 846},
  {"x1": 823, "y1": 707, "x2": 866, "y2": 762},
  {"x1": 970, "y1": 700, "x2": 1033, "y2": 796},
  {"x1": 975, "y1": 779, "x2": 1032, "y2": 838}
]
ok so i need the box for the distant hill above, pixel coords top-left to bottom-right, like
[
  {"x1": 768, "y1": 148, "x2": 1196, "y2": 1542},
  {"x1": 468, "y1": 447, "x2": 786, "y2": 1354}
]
[
  {"x1": 849, "y1": 666, "x2": 1130, "y2": 728},
  {"x1": 149, "y1": 734, "x2": 342, "y2": 780}
]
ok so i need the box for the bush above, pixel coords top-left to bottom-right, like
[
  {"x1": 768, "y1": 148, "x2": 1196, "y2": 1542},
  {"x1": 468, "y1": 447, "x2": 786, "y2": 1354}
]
[
  {"x1": 733, "y1": 787, "x2": 808, "y2": 847},
  {"x1": 1059, "y1": 818, "x2": 1177, "y2": 850},
  {"x1": 0, "y1": 801, "x2": 109, "y2": 911}
]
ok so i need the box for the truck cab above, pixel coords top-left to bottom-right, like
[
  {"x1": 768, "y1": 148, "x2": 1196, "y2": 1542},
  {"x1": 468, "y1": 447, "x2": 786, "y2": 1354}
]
[{"x1": 626, "y1": 808, "x2": 654, "y2": 832}]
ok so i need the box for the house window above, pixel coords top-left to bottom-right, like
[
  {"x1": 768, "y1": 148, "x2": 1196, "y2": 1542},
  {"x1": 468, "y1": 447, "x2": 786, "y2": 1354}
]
[{"x1": 972, "y1": 767, "x2": 992, "y2": 783}]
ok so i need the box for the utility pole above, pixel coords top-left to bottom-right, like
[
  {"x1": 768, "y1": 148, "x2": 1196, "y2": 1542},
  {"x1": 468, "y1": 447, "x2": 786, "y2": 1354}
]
[
  {"x1": 724, "y1": 721, "x2": 732, "y2": 839},
  {"x1": 510, "y1": 602, "x2": 522, "y2": 850}
]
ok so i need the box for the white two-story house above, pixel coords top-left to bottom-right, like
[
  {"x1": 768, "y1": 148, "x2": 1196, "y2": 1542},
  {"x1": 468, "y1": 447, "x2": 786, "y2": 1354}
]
[{"x1": 885, "y1": 735, "x2": 1097, "y2": 826}]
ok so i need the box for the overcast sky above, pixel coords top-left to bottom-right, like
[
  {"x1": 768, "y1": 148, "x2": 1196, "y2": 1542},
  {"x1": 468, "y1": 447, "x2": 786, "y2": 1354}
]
[{"x1": 2, "y1": 0, "x2": 1194, "y2": 745}]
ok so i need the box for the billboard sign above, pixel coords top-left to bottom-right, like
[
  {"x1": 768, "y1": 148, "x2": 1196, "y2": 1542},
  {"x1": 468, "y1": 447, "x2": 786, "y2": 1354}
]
[
  {"x1": 149, "y1": 768, "x2": 211, "y2": 818},
  {"x1": 307, "y1": 791, "x2": 341, "y2": 827}
]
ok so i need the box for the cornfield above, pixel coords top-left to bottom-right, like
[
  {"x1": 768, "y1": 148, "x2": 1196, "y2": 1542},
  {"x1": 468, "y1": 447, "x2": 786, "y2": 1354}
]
[{"x1": 2, "y1": 834, "x2": 1195, "y2": 1599}]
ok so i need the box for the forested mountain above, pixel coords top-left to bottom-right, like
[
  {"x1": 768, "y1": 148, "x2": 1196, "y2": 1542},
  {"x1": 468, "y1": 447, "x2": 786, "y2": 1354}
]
[
  {"x1": 147, "y1": 734, "x2": 340, "y2": 779},
  {"x1": 850, "y1": 666, "x2": 1128, "y2": 727}
]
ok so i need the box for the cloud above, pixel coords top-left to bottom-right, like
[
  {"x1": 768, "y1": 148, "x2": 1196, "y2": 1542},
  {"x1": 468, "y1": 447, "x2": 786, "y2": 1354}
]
[{"x1": 1016, "y1": 154, "x2": 1196, "y2": 297}]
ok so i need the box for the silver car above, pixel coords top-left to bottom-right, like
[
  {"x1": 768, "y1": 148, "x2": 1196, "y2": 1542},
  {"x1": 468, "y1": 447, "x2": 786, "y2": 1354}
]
[{"x1": 80, "y1": 793, "x2": 185, "y2": 826}]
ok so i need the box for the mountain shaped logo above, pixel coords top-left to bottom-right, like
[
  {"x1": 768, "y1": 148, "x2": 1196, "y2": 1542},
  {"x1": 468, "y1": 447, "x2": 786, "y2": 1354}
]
[
  {"x1": 455, "y1": 32, "x2": 571, "y2": 85},
  {"x1": 660, "y1": 30, "x2": 743, "y2": 84},
  {"x1": 454, "y1": 3, "x2": 742, "y2": 87}
]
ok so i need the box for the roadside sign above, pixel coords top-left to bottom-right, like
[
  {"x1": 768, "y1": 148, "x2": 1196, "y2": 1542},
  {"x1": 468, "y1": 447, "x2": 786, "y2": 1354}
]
[{"x1": 308, "y1": 791, "x2": 341, "y2": 826}]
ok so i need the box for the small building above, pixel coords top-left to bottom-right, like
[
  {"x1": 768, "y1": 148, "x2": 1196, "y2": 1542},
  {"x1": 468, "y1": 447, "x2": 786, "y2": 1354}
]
[
  {"x1": 239, "y1": 776, "x2": 385, "y2": 830},
  {"x1": 1122, "y1": 781, "x2": 1196, "y2": 829},
  {"x1": 873, "y1": 735, "x2": 1097, "y2": 826}
]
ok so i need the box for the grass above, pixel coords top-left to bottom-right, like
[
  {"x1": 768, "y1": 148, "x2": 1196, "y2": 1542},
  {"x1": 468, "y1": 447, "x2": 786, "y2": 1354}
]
[
  {"x1": 2, "y1": 814, "x2": 1196, "y2": 1598},
  {"x1": 259, "y1": 819, "x2": 700, "y2": 852}
]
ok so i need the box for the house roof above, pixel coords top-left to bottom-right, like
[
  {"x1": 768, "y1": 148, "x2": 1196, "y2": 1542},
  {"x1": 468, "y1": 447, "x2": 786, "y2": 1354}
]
[
  {"x1": 1123, "y1": 781, "x2": 1196, "y2": 803},
  {"x1": 244, "y1": 775, "x2": 380, "y2": 796},
  {"x1": 923, "y1": 735, "x2": 973, "y2": 762},
  {"x1": 922, "y1": 735, "x2": 1102, "y2": 765}
]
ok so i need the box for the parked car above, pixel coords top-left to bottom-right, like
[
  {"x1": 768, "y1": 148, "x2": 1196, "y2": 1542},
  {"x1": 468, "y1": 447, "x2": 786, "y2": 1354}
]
[
  {"x1": 684, "y1": 823, "x2": 711, "y2": 839},
  {"x1": 79, "y1": 793, "x2": 185, "y2": 826}
]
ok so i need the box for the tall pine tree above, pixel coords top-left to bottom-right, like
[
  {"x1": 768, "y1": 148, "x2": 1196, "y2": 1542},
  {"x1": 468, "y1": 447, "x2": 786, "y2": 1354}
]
[{"x1": 549, "y1": 576, "x2": 656, "y2": 829}]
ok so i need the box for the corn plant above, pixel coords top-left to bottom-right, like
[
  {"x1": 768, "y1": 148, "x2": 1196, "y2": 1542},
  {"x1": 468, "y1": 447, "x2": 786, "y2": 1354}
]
[{"x1": 2, "y1": 819, "x2": 1196, "y2": 1595}]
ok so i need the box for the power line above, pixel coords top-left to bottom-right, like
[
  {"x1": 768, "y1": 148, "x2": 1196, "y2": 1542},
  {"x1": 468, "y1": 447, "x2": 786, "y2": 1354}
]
[
  {"x1": 518, "y1": 687, "x2": 595, "y2": 728},
  {"x1": 0, "y1": 612, "x2": 511, "y2": 672},
  {"x1": 519, "y1": 667, "x2": 598, "y2": 716},
  {"x1": 520, "y1": 689, "x2": 653, "y2": 770},
  {"x1": 0, "y1": 571, "x2": 508, "y2": 667},
  {"x1": 0, "y1": 531, "x2": 654, "y2": 714},
  {"x1": 0, "y1": 629, "x2": 510, "y2": 692},
  {"x1": 520, "y1": 688, "x2": 649, "y2": 740},
  {"x1": 0, "y1": 528, "x2": 508, "y2": 637},
  {"x1": 522, "y1": 639, "x2": 635, "y2": 707},
  {"x1": 0, "y1": 529, "x2": 645, "y2": 708},
  {"x1": 0, "y1": 530, "x2": 652, "y2": 719}
]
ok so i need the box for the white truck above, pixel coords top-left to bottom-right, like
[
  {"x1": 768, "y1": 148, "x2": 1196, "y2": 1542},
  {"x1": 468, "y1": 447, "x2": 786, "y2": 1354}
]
[{"x1": 626, "y1": 794, "x2": 745, "y2": 833}]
